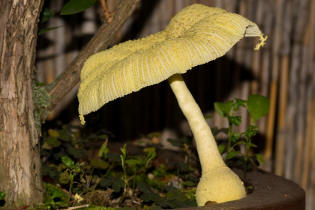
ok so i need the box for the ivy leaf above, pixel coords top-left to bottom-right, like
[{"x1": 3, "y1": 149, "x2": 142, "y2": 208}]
[
  {"x1": 247, "y1": 95, "x2": 270, "y2": 122},
  {"x1": 61, "y1": 0, "x2": 98, "y2": 15},
  {"x1": 214, "y1": 101, "x2": 233, "y2": 117}
]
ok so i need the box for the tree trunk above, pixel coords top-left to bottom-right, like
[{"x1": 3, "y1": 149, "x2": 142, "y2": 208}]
[{"x1": 0, "y1": 0, "x2": 43, "y2": 208}]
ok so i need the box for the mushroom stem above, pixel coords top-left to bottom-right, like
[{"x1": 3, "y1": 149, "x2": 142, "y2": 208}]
[
  {"x1": 168, "y1": 74, "x2": 224, "y2": 172},
  {"x1": 168, "y1": 74, "x2": 246, "y2": 206}
]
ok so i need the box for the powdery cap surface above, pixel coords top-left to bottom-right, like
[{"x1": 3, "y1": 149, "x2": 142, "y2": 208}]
[{"x1": 78, "y1": 4, "x2": 265, "y2": 124}]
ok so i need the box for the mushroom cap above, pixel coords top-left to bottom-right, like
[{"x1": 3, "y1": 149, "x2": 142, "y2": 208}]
[{"x1": 78, "y1": 4, "x2": 264, "y2": 124}]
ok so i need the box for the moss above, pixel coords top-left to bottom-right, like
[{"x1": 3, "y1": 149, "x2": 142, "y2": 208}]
[{"x1": 32, "y1": 82, "x2": 50, "y2": 134}]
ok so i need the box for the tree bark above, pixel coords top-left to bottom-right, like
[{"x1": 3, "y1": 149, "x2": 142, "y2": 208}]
[{"x1": 0, "y1": 0, "x2": 43, "y2": 208}]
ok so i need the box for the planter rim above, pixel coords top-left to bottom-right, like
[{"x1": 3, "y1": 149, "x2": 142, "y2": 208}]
[{"x1": 178, "y1": 169, "x2": 305, "y2": 210}]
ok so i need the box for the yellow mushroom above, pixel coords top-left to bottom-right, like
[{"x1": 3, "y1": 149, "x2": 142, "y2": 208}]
[{"x1": 78, "y1": 4, "x2": 266, "y2": 206}]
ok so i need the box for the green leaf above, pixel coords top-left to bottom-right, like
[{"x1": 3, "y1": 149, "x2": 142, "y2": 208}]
[
  {"x1": 243, "y1": 125, "x2": 258, "y2": 139},
  {"x1": 38, "y1": 26, "x2": 61, "y2": 35},
  {"x1": 59, "y1": 129, "x2": 71, "y2": 141},
  {"x1": 247, "y1": 95, "x2": 270, "y2": 122},
  {"x1": 112, "y1": 177, "x2": 124, "y2": 192},
  {"x1": 61, "y1": 156, "x2": 75, "y2": 168},
  {"x1": 61, "y1": 0, "x2": 98, "y2": 15},
  {"x1": 120, "y1": 144, "x2": 127, "y2": 158},
  {"x1": 0, "y1": 191, "x2": 5, "y2": 200},
  {"x1": 183, "y1": 181, "x2": 195, "y2": 187},
  {"x1": 98, "y1": 139, "x2": 109, "y2": 158},
  {"x1": 126, "y1": 158, "x2": 143, "y2": 166},
  {"x1": 66, "y1": 145, "x2": 85, "y2": 159},
  {"x1": 45, "y1": 136, "x2": 61, "y2": 148},
  {"x1": 218, "y1": 144, "x2": 226, "y2": 154},
  {"x1": 48, "y1": 129, "x2": 59, "y2": 138},
  {"x1": 214, "y1": 101, "x2": 233, "y2": 117},
  {"x1": 44, "y1": 183, "x2": 69, "y2": 208},
  {"x1": 42, "y1": 165, "x2": 59, "y2": 181},
  {"x1": 228, "y1": 116, "x2": 242, "y2": 126},
  {"x1": 41, "y1": 8, "x2": 54, "y2": 23},
  {"x1": 90, "y1": 159, "x2": 109, "y2": 169},
  {"x1": 235, "y1": 98, "x2": 247, "y2": 108},
  {"x1": 59, "y1": 171, "x2": 71, "y2": 185},
  {"x1": 256, "y1": 153, "x2": 265, "y2": 165},
  {"x1": 231, "y1": 132, "x2": 241, "y2": 142},
  {"x1": 98, "y1": 134, "x2": 109, "y2": 140},
  {"x1": 144, "y1": 147, "x2": 156, "y2": 167},
  {"x1": 140, "y1": 191, "x2": 162, "y2": 203},
  {"x1": 226, "y1": 151, "x2": 240, "y2": 160}
]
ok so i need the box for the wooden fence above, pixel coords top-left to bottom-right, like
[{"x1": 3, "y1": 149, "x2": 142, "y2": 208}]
[{"x1": 37, "y1": 0, "x2": 315, "y2": 209}]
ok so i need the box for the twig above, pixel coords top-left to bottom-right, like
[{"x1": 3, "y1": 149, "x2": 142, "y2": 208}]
[
  {"x1": 62, "y1": 204, "x2": 89, "y2": 210},
  {"x1": 100, "y1": 0, "x2": 113, "y2": 23}
]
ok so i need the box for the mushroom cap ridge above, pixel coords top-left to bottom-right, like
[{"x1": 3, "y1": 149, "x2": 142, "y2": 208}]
[{"x1": 78, "y1": 4, "x2": 262, "y2": 123}]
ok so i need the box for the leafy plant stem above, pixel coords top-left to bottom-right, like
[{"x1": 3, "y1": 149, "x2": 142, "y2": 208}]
[{"x1": 227, "y1": 123, "x2": 233, "y2": 152}]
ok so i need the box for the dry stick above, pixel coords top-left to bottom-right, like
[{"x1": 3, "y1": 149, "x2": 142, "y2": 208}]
[
  {"x1": 46, "y1": 0, "x2": 140, "y2": 118},
  {"x1": 100, "y1": 0, "x2": 113, "y2": 23},
  {"x1": 62, "y1": 204, "x2": 89, "y2": 210}
]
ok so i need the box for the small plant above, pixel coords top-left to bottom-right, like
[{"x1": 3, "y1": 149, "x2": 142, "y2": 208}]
[
  {"x1": 214, "y1": 94, "x2": 270, "y2": 173},
  {"x1": 60, "y1": 156, "x2": 81, "y2": 200},
  {"x1": 0, "y1": 191, "x2": 5, "y2": 207},
  {"x1": 40, "y1": 124, "x2": 197, "y2": 209}
]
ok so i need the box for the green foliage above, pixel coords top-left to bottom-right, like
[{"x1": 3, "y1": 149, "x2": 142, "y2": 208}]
[
  {"x1": 0, "y1": 191, "x2": 5, "y2": 207},
  {"x1": 247, "y1": 95, "x2": 270, "y2": 123},
  {"x1": 214, "y1": 95, "x2": 270, "y2": 171},
  {"x1": 33, "y1": 82, "x2": 50, "y2": 133},
  {"x1": 39, "y1": 94, "x2": 269, "y2": 209},
  {"x1": 44, "y1": 183, "x2": 69, "y2": 209},
  {"x1": 61, "y1": 0, "x2": 98, "y2": 15},
  {"x1": 41, "y1": 126, "x2": 197, "y2": 209},
  {"x1": 38, "y1": 26, "x2": 62, "y2": 35},
  {"x1": 38, "y1": 0, "x2": 98, "y2": 35},
  {"x1": 41, "y1": 8, "x2": 54, "y2": 23}
]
